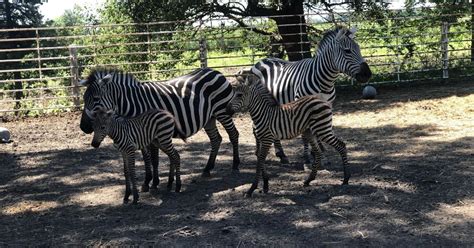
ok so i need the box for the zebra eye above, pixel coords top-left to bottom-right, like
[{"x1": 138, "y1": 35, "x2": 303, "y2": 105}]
[
  {"x1": 344, "y1": 49, "x2": 351, "y2": 54},
  {"x1": 235, "y1": 92, "x2": 243, "y2": 97},
  {"x1": 93, "y1": 97, "x2": 100, "y2": 101}
]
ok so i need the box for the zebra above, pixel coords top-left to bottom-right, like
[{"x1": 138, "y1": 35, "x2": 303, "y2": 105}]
[
  {"x1": 251, "y1": 26, "x2": 371, "y2": 164},
  {"x1": 79, "y1": 68, "x2": 240, "y2": 191},
  {"x1": 227, "y1": 74, "x2": 350, "y2": 197},
  {"x1": 90, "y1": 107, "x2": 186, "y2": 204}
]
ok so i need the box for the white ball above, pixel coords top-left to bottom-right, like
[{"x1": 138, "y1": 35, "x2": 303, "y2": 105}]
[
  {"x1": 362, "y1": 85, "x2": 377, "y2": 99},
  {"x1": 0, "y1": 127, "x2": 11, "y2": 143}
]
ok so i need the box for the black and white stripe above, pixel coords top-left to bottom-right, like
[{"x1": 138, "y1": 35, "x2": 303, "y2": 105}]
[
  {"x1": 91, "y1": 108, "x2": 186, "y2": 204},
  {"x1": 79, "y1": 68, "x2": 240, "y2": 188},
  {"x1": 251, "y1": 27, "x2": 371, "y2": 162},
  {"x1": 227, "y1": 75, "x2": 350, "y2": 197}
]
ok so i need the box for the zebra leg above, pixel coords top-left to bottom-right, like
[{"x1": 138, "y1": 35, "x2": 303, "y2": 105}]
[
  {"x1": 150, "y1": 144, "x2": 160, "y2": 189},
  {"x1": 246, "y1": 138, "x2": 271, "y2": 197},
  {"x1": 317, "y1": 138, "x2": 332, "y2": 167},
  {"x1": 322, "y1": 135, "x2": 351, "y2": 185},
  {"x1": 202, "y1": 118, "x2": 222, "y2": 177},
  {"x1": 303, "y1": 133, "x2": 322, "y2": 187},
  {"x1": 126, "y1": 150, "x2": 139, "y2": 204},
  {"x1": 141, "y1": 148, "x2": 152, "y2": 192},
  {"x1": 253, "y1": 127, "x2": 260, "y2": 156},
  {"x1": 121, "y1": 152, "x2": 131, "y2": 204},
  {"x1": 216, "y1": 115, "x2": 240, "y2": 171},
  {"x1": 274, "y1": 139, "x2": 289, "y2": 164},
  {"x1": 160, "y1": 144, "x2": 181, "y2": 192}
]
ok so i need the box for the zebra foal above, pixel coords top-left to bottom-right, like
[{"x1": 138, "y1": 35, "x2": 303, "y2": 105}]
[
  {"x1": 91, "y1": 107, "x2": 186, "y2": 204},
  {"x1": 227, "y1": 75, "x2": 350, "y2": 197}
]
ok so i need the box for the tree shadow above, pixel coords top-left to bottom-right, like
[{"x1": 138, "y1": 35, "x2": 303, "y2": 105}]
[{"x1": 0, "y1": 122, "x2": 472, "y2": 246}]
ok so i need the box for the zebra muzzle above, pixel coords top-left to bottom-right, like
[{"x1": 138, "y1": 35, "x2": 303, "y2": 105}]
[
  {"x1": 355, "y1": 62, "x2": 372, "y2": 83},
  {"x1": 91, "y1": 140, "x2": 101, "y2": 148}
]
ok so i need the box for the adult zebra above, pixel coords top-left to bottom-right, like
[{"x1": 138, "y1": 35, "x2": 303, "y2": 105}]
[
  {"x1": 251, "y1": 26, "x2": 372, "y2": 163},
  {"x1": 79, "y1": 68, "x2": 240, "y2": 190}
]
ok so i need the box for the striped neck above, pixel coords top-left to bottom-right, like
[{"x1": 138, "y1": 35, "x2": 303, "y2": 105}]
[{"x1": 247, "y1": 84, "x2": 279, "y2": 126}]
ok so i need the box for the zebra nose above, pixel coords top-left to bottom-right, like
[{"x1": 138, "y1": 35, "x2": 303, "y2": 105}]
[
  {"x1": 355, "y1": 62, "x2": 372, "y2": 83},
  {"x1": 91, "y1": 141, "x2": 101, "y2": 148}
]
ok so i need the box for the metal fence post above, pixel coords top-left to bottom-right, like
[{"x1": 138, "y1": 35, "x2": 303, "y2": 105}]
[
  {"x1": 69, "y1": 45, "x2": 80, "y2": 109},
  {"x1": 441, "y1": 22, "x2": 449, "y2": 79},
  {"x1": 199, "y1": 38, "x2": 208, "y2": 69}
]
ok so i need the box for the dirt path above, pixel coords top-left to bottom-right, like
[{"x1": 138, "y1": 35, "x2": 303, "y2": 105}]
[{"x1": 0, "y1": 82, "x2": 473, "y2": 246}]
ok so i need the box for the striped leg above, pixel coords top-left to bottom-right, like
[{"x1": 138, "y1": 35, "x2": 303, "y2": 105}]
[
  {"x1": 122, "y1": 153, "x2": 131, "y2": 204},
  {"x1": 216, "y1": 115, "x2": 240, "y2": 171},
  {"x1": 150, "y1": 144, "x2": 160, "y2": 189},
  {"x1": 274, "y1": 140, "x2": 289, "y2": 164},
  {"x1": 202, "y1": 118, "x2": 222, "y2": 177},
  {"x1": 303, "y1": 131, "x2": 322, "y2": 186},
  {"x1": 141, "y1": 148, "x2": 152, "y2": 192},
  {"x1": 246, "y1": 137, "x2": 272, "y2": 197},
  {"x1": 321, "y1": 135, "x2": 350, "y2": 185},
  {"x1": 125, "y1": 149, "x2": 139, "y2": 204},
  {"x1": 160, "y1": 143, "x2": 181, "y2": 192}
]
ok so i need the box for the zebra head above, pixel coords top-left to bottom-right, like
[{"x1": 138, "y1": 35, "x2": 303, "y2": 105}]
[
  {"x1": 79, "y1": 70, "x2": 115, "y2": 134},
  {"x1": 90, "y1": 107, "x2": 115, "y2": 148},
  {"x1": 319, "y1": 27, "x2": 372, "y2": 83},
  {"x1": 227, "y1": 71, "x2": 259, "y2": 114}
]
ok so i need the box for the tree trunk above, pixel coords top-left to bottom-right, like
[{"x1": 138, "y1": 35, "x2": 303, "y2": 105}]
[{"x1": 270, "y1": 1, "x2": 311, "y2": 61}]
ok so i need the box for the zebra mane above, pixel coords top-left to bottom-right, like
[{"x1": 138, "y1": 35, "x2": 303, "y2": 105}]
[
  {"x1": 83, "y1": 67, "x2": 141, "y2": 86},
  {"x1": 251, "y1": 80, "x2": 279, "y2": 107},
  {"x1": 317, "y1": 26, "x2": 350, "y2": 53}
]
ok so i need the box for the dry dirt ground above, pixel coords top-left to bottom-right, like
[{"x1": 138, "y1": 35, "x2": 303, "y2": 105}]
[{"x1": 0, "y1": 81, "x2": 473, "y2": 246}]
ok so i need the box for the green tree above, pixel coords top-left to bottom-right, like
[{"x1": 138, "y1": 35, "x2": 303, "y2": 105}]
[
  {"x1": 101, "y1": 0, "x2": 386, "y2": 62},
  {"x1": 0, "y1": 0, "x2": 44, "y2": 110}
]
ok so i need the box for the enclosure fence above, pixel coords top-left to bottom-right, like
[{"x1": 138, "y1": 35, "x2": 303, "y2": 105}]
[{"x1": 1, "y1": 9, "x2": 473, "y2": 115}]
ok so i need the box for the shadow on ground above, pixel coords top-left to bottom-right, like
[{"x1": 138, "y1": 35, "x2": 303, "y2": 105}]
[{"x1": 0, "y1": 118, "x2": 472, "y2": 246}]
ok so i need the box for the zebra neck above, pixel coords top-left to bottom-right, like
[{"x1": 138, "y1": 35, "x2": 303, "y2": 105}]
[
  {"x1": 115, "y1": 82, "x2": 152, "y2": 117},
  {"x1": 311, "y1": 50, "x2": 340, "y2": 92},
  {"x1": 248, "y1": 90, "x2": 277, "y2": 127}
]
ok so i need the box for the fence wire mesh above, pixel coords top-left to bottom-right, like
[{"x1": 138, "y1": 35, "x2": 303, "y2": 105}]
[{"x1": 0, "y1": 9, "x2": 473, "y2": 115}]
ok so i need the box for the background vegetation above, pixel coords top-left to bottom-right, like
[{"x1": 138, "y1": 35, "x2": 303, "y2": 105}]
[{"x1": 0, "y1": 0, "x2": 473, "y2": 116}]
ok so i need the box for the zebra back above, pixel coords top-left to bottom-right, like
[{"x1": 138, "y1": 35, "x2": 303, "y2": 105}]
[{"x1": 82, "y1": 68, "x2": 234, "y2": 138}]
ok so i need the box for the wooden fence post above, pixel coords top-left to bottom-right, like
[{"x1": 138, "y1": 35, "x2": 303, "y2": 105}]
[
  {"x1": 441, "y1": 22, "x2": 449, "y2": 79},
  {"x1": 69, "y1": 45, "x2": 80, "y2": 109}
]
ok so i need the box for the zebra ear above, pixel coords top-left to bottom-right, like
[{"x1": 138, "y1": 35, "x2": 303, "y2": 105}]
[
  {"x1": 348, "y1": 26, "x2": 357, "y2": 39},
  {"x1": 99, "y1": 74, "x2": 113, "y2": 85},
  {"x1": 105, "y1": 109, "x2": 114, "y2": 118},
  {"x1": 336, "y1": 28, "x2": 346, "y2": 41},
  {"x1": 78, "y1": 79, "x2": 88, "y2": 86}
]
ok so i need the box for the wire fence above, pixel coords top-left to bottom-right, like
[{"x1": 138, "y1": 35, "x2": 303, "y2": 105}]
[{"x1": 1, "y1": 8, "x2": 473, "y2": 115}]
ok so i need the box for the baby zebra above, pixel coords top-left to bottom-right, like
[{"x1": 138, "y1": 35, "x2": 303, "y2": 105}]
[
  {"x1": 91, "y1": 107, "x2": 186, "y2": 204},
  {"x1": 227, "y1": 75, "x2": 350, "y2": 197}
]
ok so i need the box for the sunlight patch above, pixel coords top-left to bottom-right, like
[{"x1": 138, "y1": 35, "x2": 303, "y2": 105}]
[
  {"x1": 14, "y1": 174, "x2": 49, "y2": 184},
  {"x1": 293, "y1": 219, "x2": 324, "y2": 229},
  {"x1": 69, "y1": 185, "x2": 123, "y2": 206},
  {"x1": 2, "y1": 200, "x2": 59, "y2": 215}
]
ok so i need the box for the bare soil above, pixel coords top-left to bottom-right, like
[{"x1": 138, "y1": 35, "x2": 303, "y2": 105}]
[{"x1": 0, "y1": 81, "x2": 473, "y2": 246}]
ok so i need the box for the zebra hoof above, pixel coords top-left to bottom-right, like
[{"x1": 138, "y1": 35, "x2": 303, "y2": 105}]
[
  {"x1": 141, "y1": 184, "x2": 150, "y2": 192},
  {"x1": 303, "y1": 182, "x2": 310, "y2": 187},
  {"x1": 175, "y1": 183, "x2": 182, "y2": 193},
  {"x1": 279, "y1": 157, "x2": 290, "y2": 164},
  {"x1": 201, "y1": 171, "x2": 211, "y2": 178},
  {"x1": 123, "y1": 198, "x2": 129, "y2": 204},
  {"x1": 342, "y1": 178, "x2": 349, "y2": 185},
  {"x1": 150, "y1": 184, "x2": 158, "y2": 190},
  {"x1": 244, "y1": 192, "x2": 253, "y2": 198}
]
